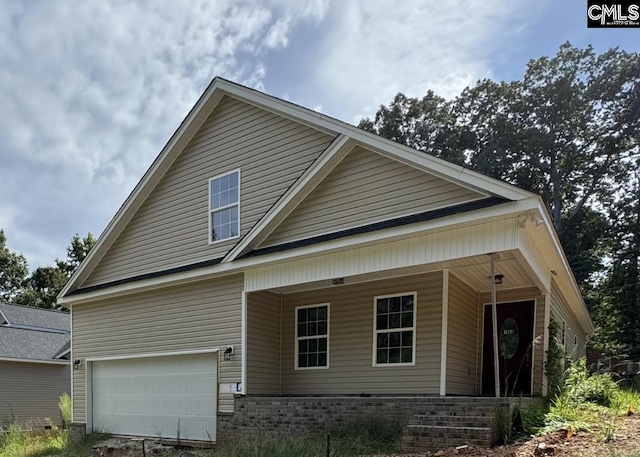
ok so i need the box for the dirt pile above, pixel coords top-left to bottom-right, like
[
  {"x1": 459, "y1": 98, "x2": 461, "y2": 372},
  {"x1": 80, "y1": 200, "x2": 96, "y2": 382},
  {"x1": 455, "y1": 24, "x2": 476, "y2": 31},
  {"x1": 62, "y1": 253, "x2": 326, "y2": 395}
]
[{"x1": 370, "y1": 414, "x2": 640, "y2": 457}]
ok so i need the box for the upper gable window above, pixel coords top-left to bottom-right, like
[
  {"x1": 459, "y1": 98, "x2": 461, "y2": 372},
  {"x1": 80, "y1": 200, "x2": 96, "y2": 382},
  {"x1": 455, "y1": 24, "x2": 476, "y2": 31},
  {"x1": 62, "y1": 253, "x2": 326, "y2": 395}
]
[{"x1": 209, "y1": 170, "x2": 240, "y2": 243}]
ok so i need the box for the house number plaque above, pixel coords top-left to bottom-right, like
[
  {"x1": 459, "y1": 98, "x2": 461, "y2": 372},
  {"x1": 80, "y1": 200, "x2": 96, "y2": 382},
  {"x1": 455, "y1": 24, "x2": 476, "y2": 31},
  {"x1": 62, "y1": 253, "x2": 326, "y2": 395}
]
[{"x1": 500, "y1": 318, "x2": 519, "y2": 359}]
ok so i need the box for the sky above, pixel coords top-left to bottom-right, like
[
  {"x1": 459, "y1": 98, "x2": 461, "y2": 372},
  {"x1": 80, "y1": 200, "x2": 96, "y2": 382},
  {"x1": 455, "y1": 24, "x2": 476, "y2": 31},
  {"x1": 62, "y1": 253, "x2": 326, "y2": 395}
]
[{"x1": 0, "y1": 0, "x2": 638, "y2": 270}]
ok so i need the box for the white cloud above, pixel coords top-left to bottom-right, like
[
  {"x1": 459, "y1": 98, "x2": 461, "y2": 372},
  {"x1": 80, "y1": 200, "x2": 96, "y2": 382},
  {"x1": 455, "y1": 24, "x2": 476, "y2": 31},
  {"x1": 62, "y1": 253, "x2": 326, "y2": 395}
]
[
  {"x1": 0, "y1": 0, "x2": 545, "y2": 272},
  {"x1": 308, "y1": 0, "x2": 537, "y2": 122},
  {"x1": 0, "y1": 0, "x2": 328, "y2": 269}
]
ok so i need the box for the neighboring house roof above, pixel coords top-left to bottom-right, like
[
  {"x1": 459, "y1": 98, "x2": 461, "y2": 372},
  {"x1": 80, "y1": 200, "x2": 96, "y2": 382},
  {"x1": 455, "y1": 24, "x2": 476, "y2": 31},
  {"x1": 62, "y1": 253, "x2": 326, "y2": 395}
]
[
  {"x1": 0, "y1": 302, "x2": 69, "y2": 332},
  {"x1": 0, "y1": 302, "x2": 70, "y2": 363}
]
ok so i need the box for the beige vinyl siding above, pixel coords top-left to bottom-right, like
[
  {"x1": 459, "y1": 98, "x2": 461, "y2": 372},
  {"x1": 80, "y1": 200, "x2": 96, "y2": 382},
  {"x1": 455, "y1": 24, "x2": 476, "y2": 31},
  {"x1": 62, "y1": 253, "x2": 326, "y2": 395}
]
[
  {"x1": 246, "y1": 291, "x2": 281, "y2": 395},
  {"x1": 0, "y1": 362, "x2": 70, "y2": 426},
  {"x1": 263, "y1": 146, "x2": 484, "y2": 247},
  {"x1": 550, "y1": 280, "x2": 586, "y2": 360},
  {"x1": 446, "y1": 273, "x2": 478, "y2": 395},
  {"x1": 83, "y1": 96, "x2": 335, "y2": 287},
  {"x1": 277, "y1": 272, "x2": 443, "y2": 395},
  {"x1": 72, "y1": 274, "x2": 242, "y2": 423},
  {"x1": 477, "y1": 287, "x2": 545, "y2": 396}
]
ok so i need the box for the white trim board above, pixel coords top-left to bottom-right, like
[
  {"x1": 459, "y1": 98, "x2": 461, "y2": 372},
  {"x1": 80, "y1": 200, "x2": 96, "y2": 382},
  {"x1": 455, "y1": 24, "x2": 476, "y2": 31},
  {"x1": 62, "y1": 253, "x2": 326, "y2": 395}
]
[
  {"x1": 85, "y1": 348, "x2": 219, "y2": 363},
  {"x1": 0, "y1": 356, "x2": 70, "y2": 366},
  {"x1": 60, "y1": 199, "x2": 539, "y2": 306}
]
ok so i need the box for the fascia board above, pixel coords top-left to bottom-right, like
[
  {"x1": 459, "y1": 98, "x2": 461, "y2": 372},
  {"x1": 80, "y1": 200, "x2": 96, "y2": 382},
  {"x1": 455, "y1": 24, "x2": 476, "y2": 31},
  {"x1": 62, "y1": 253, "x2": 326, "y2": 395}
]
[
  {"x1": 0, "y1": 356, "x2": 70, "y2": 366},
  {"x1": 59, "y1": 198, "x2": 539, "y2": 306}
]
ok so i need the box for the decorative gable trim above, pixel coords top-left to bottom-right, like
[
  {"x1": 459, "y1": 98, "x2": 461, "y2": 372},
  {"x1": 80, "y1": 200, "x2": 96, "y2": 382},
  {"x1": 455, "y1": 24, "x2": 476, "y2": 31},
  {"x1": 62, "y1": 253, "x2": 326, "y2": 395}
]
[{"x1": 223, "y1": 134, "x2": 355, "y2": 262}]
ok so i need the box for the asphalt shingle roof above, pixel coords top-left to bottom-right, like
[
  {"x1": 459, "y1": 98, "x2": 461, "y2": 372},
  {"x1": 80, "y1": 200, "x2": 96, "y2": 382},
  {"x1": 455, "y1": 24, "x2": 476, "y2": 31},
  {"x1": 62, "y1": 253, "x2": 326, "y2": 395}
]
[
  {"x1": 0, "y1": 302, "x2": 69, "y2": 331},
  {"x1": 0, "y1": 302, "x2": 70, "y2": 362}
]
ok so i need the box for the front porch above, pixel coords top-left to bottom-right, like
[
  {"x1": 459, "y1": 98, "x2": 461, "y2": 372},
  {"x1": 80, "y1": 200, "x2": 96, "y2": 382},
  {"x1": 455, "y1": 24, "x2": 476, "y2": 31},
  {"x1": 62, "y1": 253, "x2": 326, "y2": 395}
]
[
  {"x1": 245, "y1": 249, "x2": 548, "y2": 399},
  {"x1": 217, "y1": 395, "x2": 542, "y2": 451}
]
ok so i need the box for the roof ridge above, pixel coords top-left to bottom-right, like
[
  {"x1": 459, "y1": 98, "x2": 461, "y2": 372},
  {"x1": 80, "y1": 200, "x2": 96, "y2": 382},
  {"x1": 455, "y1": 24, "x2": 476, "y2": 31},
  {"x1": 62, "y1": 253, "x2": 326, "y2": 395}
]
[{"x1": 0, "y1": 301, "x2": 70, "y2": 315}]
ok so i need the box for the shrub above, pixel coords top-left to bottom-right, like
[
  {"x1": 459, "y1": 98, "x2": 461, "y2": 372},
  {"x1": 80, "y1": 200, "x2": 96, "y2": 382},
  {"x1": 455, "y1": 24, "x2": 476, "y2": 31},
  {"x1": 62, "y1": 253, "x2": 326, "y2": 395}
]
[
  {"x1": 564, "y1": 359, "x2": 619, "y2": 407},
  {"x1": 58, "y1": 393, "x2": 71, "y2": 429},
  {"x1": 545, "y1": 317, "x2": 566, "y2": 399}
]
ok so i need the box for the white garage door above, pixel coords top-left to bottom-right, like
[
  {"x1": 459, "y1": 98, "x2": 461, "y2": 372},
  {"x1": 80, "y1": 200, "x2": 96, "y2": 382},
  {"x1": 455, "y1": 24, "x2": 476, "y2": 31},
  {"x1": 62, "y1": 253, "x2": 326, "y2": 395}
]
[{"x1": 91, "y1": 352, "x2": 217, "y2": 441}]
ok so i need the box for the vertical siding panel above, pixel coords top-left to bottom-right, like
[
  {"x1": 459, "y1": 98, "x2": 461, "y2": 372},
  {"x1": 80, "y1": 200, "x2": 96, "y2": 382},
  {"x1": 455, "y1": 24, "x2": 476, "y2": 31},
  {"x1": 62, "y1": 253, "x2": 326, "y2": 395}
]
[
  {"x1": 245, "y1": 220, "x2": 519, "y2": 292},
  {"x1": 72, "y1": 274, "x2": 243, "y2": 422}
]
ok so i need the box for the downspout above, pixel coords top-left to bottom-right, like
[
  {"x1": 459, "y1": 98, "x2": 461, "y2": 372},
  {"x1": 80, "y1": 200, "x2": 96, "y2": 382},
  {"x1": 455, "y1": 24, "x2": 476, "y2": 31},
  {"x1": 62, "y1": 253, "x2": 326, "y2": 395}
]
[{"x1": 490, "y1": 253, "x2": 501, "y2": 398}]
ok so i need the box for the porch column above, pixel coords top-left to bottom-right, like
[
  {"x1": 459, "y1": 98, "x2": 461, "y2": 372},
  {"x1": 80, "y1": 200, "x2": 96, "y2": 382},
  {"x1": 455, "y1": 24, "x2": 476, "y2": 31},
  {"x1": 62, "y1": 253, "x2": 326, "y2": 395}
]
[{"x1": 439, "y1": 270, "x2": 449, "y2": 396}]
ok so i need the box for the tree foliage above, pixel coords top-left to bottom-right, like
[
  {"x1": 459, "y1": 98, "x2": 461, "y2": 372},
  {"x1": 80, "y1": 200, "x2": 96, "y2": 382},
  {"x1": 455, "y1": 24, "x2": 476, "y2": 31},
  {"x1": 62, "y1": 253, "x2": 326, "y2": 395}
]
[
  {"x1": 0, "y1": 229, "x2": 29, "y2": 302},
  {"x1": 0, "y1": 231, "x2": 97, "y2": 310},
  {"x1": 361, "y1": 42, "x2": 640, "y2": 357}
]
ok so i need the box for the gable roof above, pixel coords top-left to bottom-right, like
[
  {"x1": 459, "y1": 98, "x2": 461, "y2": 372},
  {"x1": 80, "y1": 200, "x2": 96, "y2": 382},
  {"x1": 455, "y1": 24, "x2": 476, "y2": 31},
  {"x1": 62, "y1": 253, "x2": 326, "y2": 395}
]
[
  {"x1": 0, "y1": 302, "x2": 70, "y2": 363},
  {"x1": 59, "y1": 78, "x2": 535, "y2": 298}
]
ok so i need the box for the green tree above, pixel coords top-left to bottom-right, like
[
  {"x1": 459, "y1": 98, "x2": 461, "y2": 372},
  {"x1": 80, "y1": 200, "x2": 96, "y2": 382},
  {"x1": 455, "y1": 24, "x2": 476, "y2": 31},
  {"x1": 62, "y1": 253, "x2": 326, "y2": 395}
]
[
  {"x1": 15, "y1": 232, "x2": 96, "y2": 310},
  {"x1": 600, "y1": 160, "x2": 640, "y2": 358},
  {"x1": 16, "y1": 266, "x2": 68, "y2": 309},
  {"x1": 0, "y1": 229, "x2": 29, "y2": 301},
  {"x1": 455, "y1": 43, "x2": 638, "y2": 234},
  {"x1": 359, "y1": 43, "x2": 640, "y2": 356},
  {"x1": 55, "y1": 232, "x2": 96, "y2": 278},
  {"x1": 358, "y1": 91, "x2": 468, "y2": 165}
]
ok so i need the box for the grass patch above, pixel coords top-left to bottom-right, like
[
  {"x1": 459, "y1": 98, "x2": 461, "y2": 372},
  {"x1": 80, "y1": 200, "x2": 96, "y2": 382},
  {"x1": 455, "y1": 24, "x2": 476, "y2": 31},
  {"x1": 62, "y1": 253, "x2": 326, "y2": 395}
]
[
  {"x1": 514, "y1": 358, "x2": 640, "y2": 443},
  {"x1": 0, "y1": 426, "x2": 109, "y2": 457}
]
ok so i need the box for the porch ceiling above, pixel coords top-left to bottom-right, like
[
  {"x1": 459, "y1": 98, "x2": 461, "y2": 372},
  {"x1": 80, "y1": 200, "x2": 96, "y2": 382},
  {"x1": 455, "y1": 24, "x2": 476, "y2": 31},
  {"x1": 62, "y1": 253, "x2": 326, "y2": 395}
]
[{"x1": 265, "y1": 249, "x2": 537, "y2": 295}]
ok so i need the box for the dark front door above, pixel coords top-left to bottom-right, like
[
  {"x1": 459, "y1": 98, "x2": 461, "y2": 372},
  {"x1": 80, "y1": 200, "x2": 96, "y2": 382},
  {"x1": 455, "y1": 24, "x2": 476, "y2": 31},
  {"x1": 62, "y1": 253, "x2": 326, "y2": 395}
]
[{"x1": 482, "y1": 301, "x2": 534, "y2": 396}]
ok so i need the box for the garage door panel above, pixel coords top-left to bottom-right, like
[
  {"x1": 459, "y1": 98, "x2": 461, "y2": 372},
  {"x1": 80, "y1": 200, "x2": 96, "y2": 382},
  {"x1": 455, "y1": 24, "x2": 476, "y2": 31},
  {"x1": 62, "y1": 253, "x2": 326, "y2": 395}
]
[{"x1": 92, "y1": 353, "x2": 217, "y2": 441}]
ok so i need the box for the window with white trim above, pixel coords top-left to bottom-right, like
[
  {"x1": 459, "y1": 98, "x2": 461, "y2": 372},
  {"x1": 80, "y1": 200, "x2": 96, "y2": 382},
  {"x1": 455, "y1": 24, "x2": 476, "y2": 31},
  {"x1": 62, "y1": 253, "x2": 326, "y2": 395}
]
[
  {"x1": 374, "y1": 292, "x2": 416, "y2": 366},
  {"x1": 209, "y1": 170, "x2": 240, "y2": 243},
  {"x1": 295, "y1": 304, "x2": 329, "y2": 369}
]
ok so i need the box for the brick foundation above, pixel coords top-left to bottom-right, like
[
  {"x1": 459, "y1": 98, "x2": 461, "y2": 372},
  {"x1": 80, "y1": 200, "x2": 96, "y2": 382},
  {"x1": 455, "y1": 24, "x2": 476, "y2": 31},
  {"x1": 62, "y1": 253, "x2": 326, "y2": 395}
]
[
  {"x1": 70, "y1": 422, "x2": 86, "y2": 442},
  {"x1": 218, "y1": 395, "x2": 537, "y2": 437},
  {"x1": 219, "y1": 395, "x2": 542, "y2": 452}
]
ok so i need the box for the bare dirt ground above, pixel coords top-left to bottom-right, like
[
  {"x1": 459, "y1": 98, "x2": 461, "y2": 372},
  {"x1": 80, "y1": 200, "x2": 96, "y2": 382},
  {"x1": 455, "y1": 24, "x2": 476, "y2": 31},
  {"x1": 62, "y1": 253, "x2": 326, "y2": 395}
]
[{"x1": 381, "y1": 414, "x2": 640, "y2": 457}]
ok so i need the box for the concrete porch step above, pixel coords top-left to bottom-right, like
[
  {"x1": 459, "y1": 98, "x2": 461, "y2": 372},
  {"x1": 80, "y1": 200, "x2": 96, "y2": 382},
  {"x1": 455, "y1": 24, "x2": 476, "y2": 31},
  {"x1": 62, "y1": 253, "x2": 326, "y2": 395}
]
[{"x1": 402, "y1": 425, "x2": 493, "y2": 453}]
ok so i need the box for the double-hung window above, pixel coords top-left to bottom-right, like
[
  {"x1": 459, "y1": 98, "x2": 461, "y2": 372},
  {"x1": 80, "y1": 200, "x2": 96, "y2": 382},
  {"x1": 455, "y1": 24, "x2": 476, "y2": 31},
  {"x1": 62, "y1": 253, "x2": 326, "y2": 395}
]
[
  {"x1": 295, "y1": 304, "x2": 329, "y2": 369},
  {"x1": 373, "y1": 292, "x2": 416, "y2": 366},
  {"x1": 209, "y1": 170, "x2": 240, "y2": 243}
]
